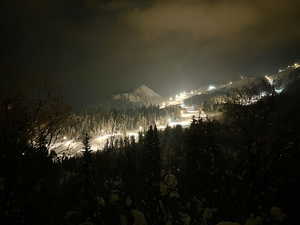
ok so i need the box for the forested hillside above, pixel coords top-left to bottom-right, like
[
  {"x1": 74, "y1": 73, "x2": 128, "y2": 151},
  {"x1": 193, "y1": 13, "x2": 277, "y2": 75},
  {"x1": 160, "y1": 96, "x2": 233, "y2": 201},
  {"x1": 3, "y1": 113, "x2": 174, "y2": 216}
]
[{"x1": 1, "y1": 83, "x2": 300, "y2": 225}]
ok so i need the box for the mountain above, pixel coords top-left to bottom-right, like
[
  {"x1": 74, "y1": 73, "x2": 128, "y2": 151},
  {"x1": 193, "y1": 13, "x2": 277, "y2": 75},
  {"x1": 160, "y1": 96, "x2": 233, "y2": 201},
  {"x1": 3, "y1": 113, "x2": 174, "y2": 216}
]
[
  {"x1": 184, "y1": 62, "x2": 300, "y2": 109},
  {"x1": 185, "y1": 77, "x2": 271, "y2": 107},
  {"x1": 266, "y1": 65, "x2": 300, "y2": 91},
  {"x1": 112, "y1": 84, "x2": 164, "y2": 106}
]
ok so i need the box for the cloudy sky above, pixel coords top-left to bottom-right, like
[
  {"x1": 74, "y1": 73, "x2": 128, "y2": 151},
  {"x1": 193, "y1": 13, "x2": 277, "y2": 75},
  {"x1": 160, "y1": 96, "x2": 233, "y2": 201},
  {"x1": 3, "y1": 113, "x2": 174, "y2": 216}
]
[{"x1": 1, "y1": 0, "x2": 300, "y2": 108}]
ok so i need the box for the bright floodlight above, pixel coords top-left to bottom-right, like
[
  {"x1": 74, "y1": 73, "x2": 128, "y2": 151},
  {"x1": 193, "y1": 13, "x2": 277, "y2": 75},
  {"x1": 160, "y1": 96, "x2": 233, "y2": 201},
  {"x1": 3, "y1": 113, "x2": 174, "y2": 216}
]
[{"x1": 208, "y1": 85, "x2": 216, "y2": 91}]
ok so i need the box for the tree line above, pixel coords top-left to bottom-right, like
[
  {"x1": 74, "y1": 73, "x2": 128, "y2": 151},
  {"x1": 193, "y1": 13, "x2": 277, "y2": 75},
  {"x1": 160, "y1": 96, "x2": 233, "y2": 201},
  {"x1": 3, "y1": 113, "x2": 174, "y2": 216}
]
[{"x1": 1, "y1": 88, "x2": 300, "y2": 225}]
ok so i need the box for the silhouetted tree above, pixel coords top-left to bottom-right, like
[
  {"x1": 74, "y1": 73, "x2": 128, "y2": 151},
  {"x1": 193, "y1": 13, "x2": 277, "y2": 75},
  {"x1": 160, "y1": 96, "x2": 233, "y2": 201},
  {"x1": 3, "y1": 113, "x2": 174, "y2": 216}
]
[{"x1": 80, "y1": 133, "x2": 96, "y2": 219}]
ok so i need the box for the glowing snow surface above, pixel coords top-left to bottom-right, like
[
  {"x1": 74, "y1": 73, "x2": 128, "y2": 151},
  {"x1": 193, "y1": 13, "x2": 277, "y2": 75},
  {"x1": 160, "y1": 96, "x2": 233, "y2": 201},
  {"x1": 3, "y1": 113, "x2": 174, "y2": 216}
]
[
  {"x1": 275, "y1": 88, "x2": 284, "y2": 94},
  {"x1": 50, "y1": 84, "x2": 274, "y2": 156},
  {"x1": 50, "y1": 93, "x2": 204, "y2": 156}
]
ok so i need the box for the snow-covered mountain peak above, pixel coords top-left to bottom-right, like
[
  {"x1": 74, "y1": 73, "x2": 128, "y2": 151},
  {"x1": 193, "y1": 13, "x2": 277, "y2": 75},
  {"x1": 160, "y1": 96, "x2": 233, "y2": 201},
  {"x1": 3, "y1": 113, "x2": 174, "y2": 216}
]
[
  {"x1": 133, "y1": 85, "x2": 161, "y2": 98},
  {"x1": 112, "y1": 84, "x2": 163, "y2": 105}
]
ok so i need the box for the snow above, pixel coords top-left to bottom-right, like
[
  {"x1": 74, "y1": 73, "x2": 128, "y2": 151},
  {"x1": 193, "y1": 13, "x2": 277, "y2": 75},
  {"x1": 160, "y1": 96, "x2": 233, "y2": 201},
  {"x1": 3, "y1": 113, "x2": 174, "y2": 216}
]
[
  {"x1": 113, "y1": 85, "x2": 163, "y2": 105},
  {"x1": 133, "y1": 84, "x2": 161, "y2": 98}
]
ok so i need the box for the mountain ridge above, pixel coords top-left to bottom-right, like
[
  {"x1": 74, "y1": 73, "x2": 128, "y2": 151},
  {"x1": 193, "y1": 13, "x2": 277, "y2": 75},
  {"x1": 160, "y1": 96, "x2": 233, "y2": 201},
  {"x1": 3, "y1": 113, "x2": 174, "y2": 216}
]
[{"x1": 112, "y1": 84, "x2": 163, "y2": 106}]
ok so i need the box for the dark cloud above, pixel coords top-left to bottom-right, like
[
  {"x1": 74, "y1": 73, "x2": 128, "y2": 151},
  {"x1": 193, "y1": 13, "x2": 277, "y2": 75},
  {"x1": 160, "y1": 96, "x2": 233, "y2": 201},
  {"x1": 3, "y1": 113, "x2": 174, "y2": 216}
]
[
  {"x1": 1, "y1": 0, "x2": 300, "y2": 109},
  {"x1": 127, "y1": 0, "x2": 258, "y2": 40},
  {"x1": 125, "y1": 0, "x2": 300, "y2": 44}
]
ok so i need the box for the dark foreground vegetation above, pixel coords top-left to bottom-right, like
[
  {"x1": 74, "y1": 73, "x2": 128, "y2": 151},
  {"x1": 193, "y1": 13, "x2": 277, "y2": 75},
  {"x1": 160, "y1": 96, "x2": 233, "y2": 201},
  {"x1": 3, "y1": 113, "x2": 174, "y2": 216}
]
[{"x1": 1, "y1": 85, "x2": 300, "y2": 225}]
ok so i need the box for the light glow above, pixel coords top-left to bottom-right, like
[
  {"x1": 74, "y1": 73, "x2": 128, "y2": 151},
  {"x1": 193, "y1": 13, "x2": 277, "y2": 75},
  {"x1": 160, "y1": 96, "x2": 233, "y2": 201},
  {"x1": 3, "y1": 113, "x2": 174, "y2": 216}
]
[{"x1": 208, "y1": 85, "x2": 216, "y2": 91}]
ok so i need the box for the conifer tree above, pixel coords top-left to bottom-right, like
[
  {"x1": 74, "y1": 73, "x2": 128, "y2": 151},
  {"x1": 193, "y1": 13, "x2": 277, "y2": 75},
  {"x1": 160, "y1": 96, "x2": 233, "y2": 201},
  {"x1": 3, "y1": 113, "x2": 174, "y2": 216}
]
[
  {"x1": 142, "y1": 125, "x2": 161, "y2": 197},
  {"x1": 81, "y1": 133, "x2": 96, "y2": 219}
]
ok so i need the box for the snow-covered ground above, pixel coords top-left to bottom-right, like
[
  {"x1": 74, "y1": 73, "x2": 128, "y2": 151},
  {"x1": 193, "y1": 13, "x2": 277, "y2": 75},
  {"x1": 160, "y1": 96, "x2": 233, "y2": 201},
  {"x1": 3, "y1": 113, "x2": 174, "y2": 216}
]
[
  {"x1": 50, "y1": 96, "x2": 206, "y2": 157},
  {"x1": 51, "y1": 63, "x2": 299, "y2": 157}
]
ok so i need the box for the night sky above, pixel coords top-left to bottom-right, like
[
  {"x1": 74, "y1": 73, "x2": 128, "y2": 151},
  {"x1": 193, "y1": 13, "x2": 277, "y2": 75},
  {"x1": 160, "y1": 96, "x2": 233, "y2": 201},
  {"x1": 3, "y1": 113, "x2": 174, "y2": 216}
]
[{"x1": 1, "y1": 0, "x2": 300, "y2": 109}]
